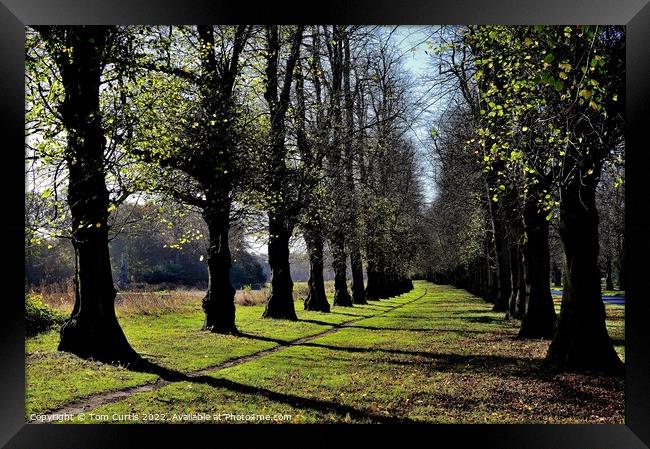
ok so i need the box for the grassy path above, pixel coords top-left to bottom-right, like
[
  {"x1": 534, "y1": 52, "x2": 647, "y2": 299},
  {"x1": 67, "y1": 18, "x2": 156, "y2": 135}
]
[
  {"x1": 27, "y1": 282, "x2": 624, "y2": 424},
  {"x1": 34, "y1": 289, "x2": 428, "y2": 422}
]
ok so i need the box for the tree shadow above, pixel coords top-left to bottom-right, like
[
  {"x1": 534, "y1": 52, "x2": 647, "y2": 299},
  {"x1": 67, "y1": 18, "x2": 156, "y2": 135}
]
[
  {"x1": 328, "y1": 311, "x2": 373, "y2": 318},
  {"x1": 610, "y1": 337, "x2": 625, "y2": 346},
  {"x1": 360, "y1": 304, "x2": 394, "y2": 309},
  {"x1": 126, "y1": 358, "x2": 417, "y2": 423},
  {"x1": 236, "y1": 332, "x2": 290, "y2": 346},
  {"x1": 343, "y1": 325, "x2": 435, "y2": 332},
  {"x1": 298, "y1": 318, "x2": 340, "y2": 327},
  {"x1": 463, "y1": 315, "x2": 502, "y2": 324},
  {"x1": 282, "y1": 341, "x2": 588, "y2": 380}
]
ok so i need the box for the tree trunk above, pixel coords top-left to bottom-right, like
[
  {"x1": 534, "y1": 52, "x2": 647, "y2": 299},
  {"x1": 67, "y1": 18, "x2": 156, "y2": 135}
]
[
  {"x1": 617, "y1": 245, "x2": 625, "y2": 290},
  {"x1": 342, "y1": 31, "x2": 366, "y2": 306},
  {"x1": 515, "y1": 254, "x2": 527, "y2": 317},
  {"x1": 349, "y1": 243, "x2": 367, "y2": 304},
  {"x1": 604, "y1": 257, "x2": 614, "y2": 291},
  {"x1": 331, "y1": 233, "x2": 352, "y2": 306},
  {"x1": 303, "y1": 229, "x2": 330, "y2": 312},
  {"x1": 201, "y1": 202, "x2": 237, "y2": 333},
  {"x1": 506, "y1": 242, "x2": 524, "y2": 319},
  {"x1": 552, "y1": 262, "x2": 562, "y2": 287},
  {"x1": 518, "y1": 198, "x2": 557, "y2": 339},
  {"x1": 263, "y1": 215, "x2": 297, "y2": 320},
  {"x1": 364, "y1": 242, "x2": 381, "y2": 301},
  {"x1": 56, "y1": 26, "x2": 138, "y2": 364},
  {"x1": 365, "y1": 268, "x2": 381, "y2": 301},
  {"x1": 492, "y1": 213, "x2": 511, "y2": 312},
  {"x1": 260, "y1": 26, "x2": 302, "y2": 321},
  {"x1": 545, "y1": 174, "x2": 623, "y2": 373}
]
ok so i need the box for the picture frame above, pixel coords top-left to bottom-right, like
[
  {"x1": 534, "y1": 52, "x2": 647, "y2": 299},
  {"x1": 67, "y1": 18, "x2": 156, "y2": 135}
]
[{"x1": 2, "y1": 0, "x2": 649, "y2": 447}]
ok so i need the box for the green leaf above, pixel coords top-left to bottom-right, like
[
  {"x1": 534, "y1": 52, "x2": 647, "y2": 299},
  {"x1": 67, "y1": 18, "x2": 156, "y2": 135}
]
[{"x1": 41, "y1": 188, "x2": 53, "y2": 199}]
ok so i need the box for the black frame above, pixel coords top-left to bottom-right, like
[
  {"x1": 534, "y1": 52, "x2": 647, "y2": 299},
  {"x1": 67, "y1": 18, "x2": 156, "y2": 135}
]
[{"x1": 2, "y1": 1, "x2": 649, "y2": 447}]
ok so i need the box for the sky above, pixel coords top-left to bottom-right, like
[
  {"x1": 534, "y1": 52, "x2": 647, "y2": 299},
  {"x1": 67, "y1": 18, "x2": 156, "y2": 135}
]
[{"x1": 393, "y1": 26, "x2": 443, "y2": 204}]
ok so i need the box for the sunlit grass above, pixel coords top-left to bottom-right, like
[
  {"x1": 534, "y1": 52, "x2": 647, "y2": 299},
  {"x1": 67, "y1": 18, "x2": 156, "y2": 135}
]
[{"x1": 27, "y1": 282, "x2": 624, "y2": 424}]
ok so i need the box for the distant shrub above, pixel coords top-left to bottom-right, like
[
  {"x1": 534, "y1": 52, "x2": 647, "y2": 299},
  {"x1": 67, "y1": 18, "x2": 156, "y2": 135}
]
[{"x1": 25, "y1": 294, "x2": 67, "y2": 337}]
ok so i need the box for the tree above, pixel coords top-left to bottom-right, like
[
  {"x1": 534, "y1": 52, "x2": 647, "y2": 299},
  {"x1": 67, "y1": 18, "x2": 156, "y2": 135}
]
[
  {"x1": 354, "y1": 32, "x2": 419, "y2": 300},
  {"x1": 464, "y1": 25, "x2": 623, "y2": 370},
  {"x1": 296, "y1": 28, "x2": 331, "y2": 313},
  {"x1": 544, "y1": 26, "x2": 625, "y2": 373},
  {"x1": 260, "y1": 25, "x2": 304, "y2": 320},
  {"x1": 322, "y1": 25, "x2": 354, "y2": 307},
  {"x1": 466, "y1": 26, "x2": 559, "y2": 338},
  {"x1": 125, "y1": 25, "x2": 251, "y2": 334},
  {"x1": 33, "y1": 26, "x2": 138, "y2": 363}
]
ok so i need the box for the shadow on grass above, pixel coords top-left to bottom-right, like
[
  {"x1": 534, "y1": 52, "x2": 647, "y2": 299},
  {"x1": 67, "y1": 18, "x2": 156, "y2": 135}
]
[
  {"x1": 360, "y1": 303, "x2": 395, "y2": 309},
  {"x1": 343, "y1": 325, "x2": 435, "y2": 332},
  {"x1": 127, "y1": 358, "x2": 417, "y2": 424},
  {"x1": 328, "y1": 311, "x2": 374, "y2": 318},
  {"x1": 297, "y1": 318, "x2": 340, "y2": 327},
  {"x1": 228, "y1": 333, "x2": 623, "y2": 381},
  {"x1": 462, "y1": 316, "x2": 503, "y2": 324},
  {"x1": 610, "y1": 338, "x2": 625, "y2": 346},
  {"x1": 237, "y1": 332, "x2": 291, "y2": 346},
  {"x1": 232, "y1": 332, "x2": 543, "y2": 377}
]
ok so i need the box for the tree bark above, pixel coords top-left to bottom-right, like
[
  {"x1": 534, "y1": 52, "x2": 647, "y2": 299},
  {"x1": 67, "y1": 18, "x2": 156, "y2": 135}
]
[
  {"x1": 604, "y1": 257, "x2": 614, "y2": 291},
  {"x1": 552, "y1": 262, "x2": 562, "y2": 287},
  {"x1": 617, "y1": 244, "x2": 625, "y2": 290},
  {"x1": 545, "y1": 173, "x2": 623, "y2": 373},
  {"x1": 506, "y1": 242, "x2": 524, "y2": 319},
  {"x1": 341, "y1": 31, "x2": 367, "y2": 306},
  {"x1": 515, "y1": 254, "x2": 526, "y2": 317},
  {"x1": 263, "y1": 216, "x2": 297, "y2": 320},
  {"x1": 303, "y1": 229, "x2": 330, "y2": 312},
  {"x1": 492, "y1": 211, "x2": 511, "y2": 312},
  {"x1": 331, "y1": 233, "x2": 352, "y2": 306},
  {"x1": 201, "y1": 200, "x2": 237, "y2": 333},
  {"x1": 349, "y1": 243, "x2": 367, "y2": 304},
  {"x1": 54, "y1": 26, "x2": 138, "y2": 363},
  {"x1": 365, "y1": 267, "x2": 381, "y2": 301},
  {"x1": 518, "y1": 197, "x2": 557, "y2": 339},
  {"x1": 260, "y1": 26, "x2": 303, "y2": 321}
]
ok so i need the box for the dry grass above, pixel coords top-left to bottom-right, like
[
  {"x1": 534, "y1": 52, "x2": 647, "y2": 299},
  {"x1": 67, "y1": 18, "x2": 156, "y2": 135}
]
[
  {"x1": 32, "y1": 281, "x2": 203, "y2": 317},
  {"x1": 234, "y1": 280, "x2": 336, "y2": 306},
  {"x1": 30, "y1": 280, "x2": 340, "y2": 316},
  {"x1": 35, "y1": 280, "x2": 75, "y2": 314},
  {"x1": 235, "y1": 286, "x2": 270, "y2": 306},
  {"x1": 115, "y1": 290, "x2": 203, "y2": 317}
]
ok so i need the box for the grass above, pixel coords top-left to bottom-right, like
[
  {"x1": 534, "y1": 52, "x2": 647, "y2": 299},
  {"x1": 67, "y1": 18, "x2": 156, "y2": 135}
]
[
  {"x1": 26, "y1": 282, "x2": 624, "y2": 424},
  {"x1": 26, "y1": 285, "x2": 385, "y2": 416}
]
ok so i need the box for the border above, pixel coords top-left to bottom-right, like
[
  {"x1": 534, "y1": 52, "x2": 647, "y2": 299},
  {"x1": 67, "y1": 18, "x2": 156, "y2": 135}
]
[{"x1": 2, "y1": 1, "x2": 649, "y2": 447}]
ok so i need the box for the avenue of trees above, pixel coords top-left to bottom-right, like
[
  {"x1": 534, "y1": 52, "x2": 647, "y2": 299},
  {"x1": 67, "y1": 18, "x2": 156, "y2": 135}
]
[
  {"x1": 26, "y1": 25, "x2": 420, "y2": 363},
  {"x1": 26, "y1": 25, "x2": 624, "y2": 375},
  {"x1": 419, "y1": 25, "x2": 625, "y2": 373}
]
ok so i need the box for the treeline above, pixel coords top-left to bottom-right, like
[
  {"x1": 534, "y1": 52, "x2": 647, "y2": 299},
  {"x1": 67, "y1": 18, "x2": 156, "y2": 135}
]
[
  {"x1": 25, "y1": 202, "x2": 267, "y2": 289},
  {"x1": 25, "y1": 26, "x2": 421, "y2": 363},
  {"x1": 418, "y1": 26, "x2": 624, "y2": 373}
]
